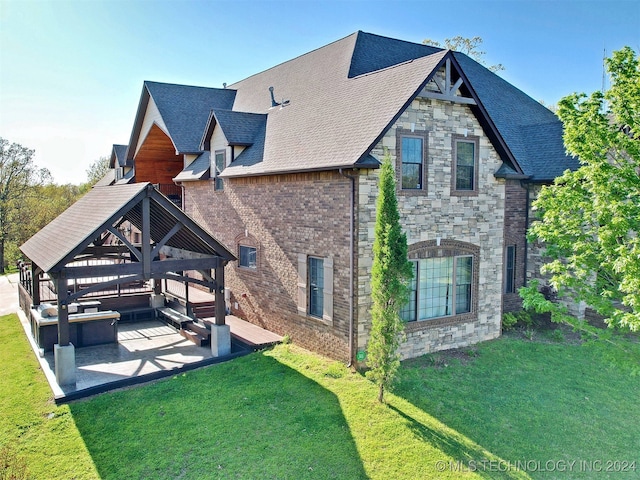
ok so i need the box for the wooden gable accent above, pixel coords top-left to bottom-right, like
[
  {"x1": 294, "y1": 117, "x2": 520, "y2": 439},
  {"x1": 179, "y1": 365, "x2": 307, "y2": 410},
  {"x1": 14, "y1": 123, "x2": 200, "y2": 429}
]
[
  {"x1": 134, "y1": 124, "x2": 183, "y2": 184},
  {"x1": 417, "y1": 58, "x2": 476, "y2": 105}
]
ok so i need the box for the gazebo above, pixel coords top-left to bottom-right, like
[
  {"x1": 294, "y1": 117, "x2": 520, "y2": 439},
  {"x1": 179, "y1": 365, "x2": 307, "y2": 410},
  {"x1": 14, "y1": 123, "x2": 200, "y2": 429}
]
[{"x1": 20, "y1": 182, "x2": 236, "y2": 386}]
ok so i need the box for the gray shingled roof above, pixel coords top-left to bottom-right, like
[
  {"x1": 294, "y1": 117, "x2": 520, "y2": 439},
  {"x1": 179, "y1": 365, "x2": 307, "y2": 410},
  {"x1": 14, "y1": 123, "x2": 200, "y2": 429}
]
[
  {"x1": 223, "y1": 33, "x2": 447, "y2": 177},
  {"x1": 21, "y1": 183, "x2": 234, "y2": 273},
  {"x1": 348, "y1": 31, "x2": 442, "y2": 78},
  {"x1": 94, "y1": 169, "x2": 116, "y2": 187},
  {"x1": 219, "y1": 31, "x2": 576, "y2": 181},
  {"x1": 213, "y1": 110, "x2": 267, "y2": 146},
  {"x1": 110, "y1": 144, "x2": 129, "y2": 168},
  {"x1": 173, "y1": 151, "x2": 210, "y2": 182},
  {"x1": 127, "y1": 82, "x2": 236, "y2": 160},
  {"x1": 453, "y1": 53, "x2": 579, "y2": 181}
]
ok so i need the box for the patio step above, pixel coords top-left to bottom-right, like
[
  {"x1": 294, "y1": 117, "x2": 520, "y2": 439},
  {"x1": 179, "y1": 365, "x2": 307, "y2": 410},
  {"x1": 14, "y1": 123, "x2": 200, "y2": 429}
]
[
  {"x1": 179, "y1": 328, "x2": 209, "y2": 347},
  {"x1": 187, "y1": 321, "x2": 211, "y2": 338}
]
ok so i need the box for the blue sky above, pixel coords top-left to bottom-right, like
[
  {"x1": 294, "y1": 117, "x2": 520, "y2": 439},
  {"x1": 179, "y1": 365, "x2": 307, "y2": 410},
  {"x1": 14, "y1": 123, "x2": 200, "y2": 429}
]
[{"x1": 1, "y1": 0, "x2": 638, "y2": 184}]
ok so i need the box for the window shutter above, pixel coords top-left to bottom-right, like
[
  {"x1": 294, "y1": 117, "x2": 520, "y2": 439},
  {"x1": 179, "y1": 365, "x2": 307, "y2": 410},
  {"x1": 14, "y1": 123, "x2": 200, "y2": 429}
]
[
  {"x1": 323, "y1": 256, "x2": 333, "y2": 323},
  {"x1": 297, "y1": 254, "x2": 307, "y2": 315}
]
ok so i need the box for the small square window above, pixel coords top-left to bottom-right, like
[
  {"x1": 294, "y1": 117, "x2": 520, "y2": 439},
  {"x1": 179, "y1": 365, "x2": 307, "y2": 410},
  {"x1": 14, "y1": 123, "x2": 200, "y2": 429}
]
[{"x1": 238, "y1": 245, "x2": 257, "y2": 270}]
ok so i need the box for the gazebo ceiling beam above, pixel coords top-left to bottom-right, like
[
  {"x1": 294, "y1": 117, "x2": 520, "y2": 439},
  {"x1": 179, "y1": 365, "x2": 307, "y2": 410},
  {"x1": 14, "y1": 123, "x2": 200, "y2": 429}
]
[{"x1": 59, "y1": 256, "x2": 223, "y2": 279}]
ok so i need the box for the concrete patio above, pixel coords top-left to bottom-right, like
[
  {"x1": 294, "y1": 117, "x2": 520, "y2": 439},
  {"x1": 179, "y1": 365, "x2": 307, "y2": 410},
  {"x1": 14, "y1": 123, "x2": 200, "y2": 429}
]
[{"x1": 5, "y1": 273, "x2": 282, "y2": 402}]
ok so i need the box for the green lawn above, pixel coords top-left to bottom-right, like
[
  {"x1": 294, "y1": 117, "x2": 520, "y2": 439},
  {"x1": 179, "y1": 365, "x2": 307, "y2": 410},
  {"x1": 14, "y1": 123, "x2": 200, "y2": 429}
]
[{"x1": 2, "y1": 312, "x2": 639, "y2": 479}]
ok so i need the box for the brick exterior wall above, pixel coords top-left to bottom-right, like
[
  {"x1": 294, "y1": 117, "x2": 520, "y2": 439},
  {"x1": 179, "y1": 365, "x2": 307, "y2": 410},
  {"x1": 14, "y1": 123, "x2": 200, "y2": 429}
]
[
  {"x1": 357, "y1": 95, "x2": 505, "y2": 360},
  {"x1": 502, "y1": 179, "x2": 528, "y2": 312},
  {"x1": 183, "y1": 171, "x2": 353, "y2": 361}
]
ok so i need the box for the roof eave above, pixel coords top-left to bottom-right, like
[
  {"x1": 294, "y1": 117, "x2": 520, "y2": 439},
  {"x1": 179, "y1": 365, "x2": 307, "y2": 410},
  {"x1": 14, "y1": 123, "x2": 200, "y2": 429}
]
[{"x1": 221, "y1": 163, "x2": 375, "y2": 179}]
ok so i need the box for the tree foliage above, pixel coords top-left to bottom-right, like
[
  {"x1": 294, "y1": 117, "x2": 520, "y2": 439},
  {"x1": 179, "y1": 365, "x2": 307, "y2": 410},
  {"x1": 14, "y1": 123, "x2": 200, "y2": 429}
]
[
  {"x1": 423, "y1": 36, "x2": 504, "y2": 72},
  {"x1": 366, "y1": 156, "x2": 413, "y2": 403},
  {"x1": 0, "y1": 138, "x2": 52, "y2": 270},
  {"x1": 521, "y1": 47, "x2": 640, "y2": 332},
  {"x1": 86, "y1": 155, "x2": 110, "y2": 186}
]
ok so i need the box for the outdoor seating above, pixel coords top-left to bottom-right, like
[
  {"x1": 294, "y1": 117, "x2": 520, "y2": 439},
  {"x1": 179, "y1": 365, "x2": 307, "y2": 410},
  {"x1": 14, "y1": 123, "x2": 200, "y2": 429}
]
[{"x1": 31, "y1": 306, "x2": 120, "y2": 352}]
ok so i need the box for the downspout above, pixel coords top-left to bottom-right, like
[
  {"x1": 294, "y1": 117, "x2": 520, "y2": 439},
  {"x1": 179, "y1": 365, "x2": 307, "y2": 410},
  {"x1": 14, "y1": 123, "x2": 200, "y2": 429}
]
[
  {"x1": 523, "y1": 181, "x2": 531, "y2": 287},
  {"x1": 339, "y1": 168, "x2": 356, "y2": 367}
]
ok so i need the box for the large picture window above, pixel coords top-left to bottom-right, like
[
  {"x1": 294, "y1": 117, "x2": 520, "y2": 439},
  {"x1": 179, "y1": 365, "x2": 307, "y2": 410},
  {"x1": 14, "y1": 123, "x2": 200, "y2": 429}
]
[
  {"x1": 452, "y1": 135, "x2": 479, "y2": 194},
  {"x1": 401, "y1": 240, "x2": 478, "y2": 324},
  {"x1": 401, "y1": 256, "x2": 473, "y2": 322}
]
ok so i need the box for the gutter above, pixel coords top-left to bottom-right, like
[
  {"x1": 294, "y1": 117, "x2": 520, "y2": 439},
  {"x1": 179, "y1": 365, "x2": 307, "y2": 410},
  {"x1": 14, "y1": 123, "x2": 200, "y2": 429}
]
[{"x1": 339, "y1": 168, "x2": 356, "y2": 367}]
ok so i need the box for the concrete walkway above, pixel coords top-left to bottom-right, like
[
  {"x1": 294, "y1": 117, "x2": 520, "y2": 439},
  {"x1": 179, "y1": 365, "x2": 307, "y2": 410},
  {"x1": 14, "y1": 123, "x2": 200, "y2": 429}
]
[{"x1": 0, "y1": 273, "x2": 19, "y2": 317}]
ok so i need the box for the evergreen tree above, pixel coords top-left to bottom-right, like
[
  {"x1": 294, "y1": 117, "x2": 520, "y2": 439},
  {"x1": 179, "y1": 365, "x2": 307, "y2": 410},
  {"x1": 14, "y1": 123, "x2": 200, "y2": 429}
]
[{"x1": 366, "y1": 156, "x2": 413, "y2": 403}]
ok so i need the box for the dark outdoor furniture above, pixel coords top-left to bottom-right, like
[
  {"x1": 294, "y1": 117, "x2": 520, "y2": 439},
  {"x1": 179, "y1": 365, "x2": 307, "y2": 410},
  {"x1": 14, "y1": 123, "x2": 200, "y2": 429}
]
[{"x1": 32, "y1": 307, "x2": 120, "y2": 352}]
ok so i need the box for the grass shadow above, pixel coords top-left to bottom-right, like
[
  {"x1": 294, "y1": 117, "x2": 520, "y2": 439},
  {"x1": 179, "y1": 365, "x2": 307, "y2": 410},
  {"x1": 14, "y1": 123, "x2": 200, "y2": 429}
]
[
  {"x1": 387, "y1": 403, "x2": 530, "y2": 479},
  {"x1": 69, "y1": 351, "x2": 369, "y2": 479}
]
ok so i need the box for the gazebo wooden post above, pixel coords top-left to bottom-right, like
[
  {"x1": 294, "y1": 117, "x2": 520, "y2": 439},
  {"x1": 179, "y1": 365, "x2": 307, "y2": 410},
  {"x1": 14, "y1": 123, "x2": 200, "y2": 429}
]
[
  {"x1": 214, "y1": 265, "x2": 226, "y2": 326},
  {"x1": 54, "y1": 272, "x2": 76, "y2": 386},
  {"x1": 31, "y1": 263, "x2": 40, "y2": 306}
]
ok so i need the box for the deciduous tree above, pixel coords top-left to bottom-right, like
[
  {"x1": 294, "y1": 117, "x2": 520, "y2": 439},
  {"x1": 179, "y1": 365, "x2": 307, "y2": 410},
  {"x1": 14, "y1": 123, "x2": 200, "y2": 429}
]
[
  {"x1": 521, "y1": 47, "x2": 640, "y2": 333},
  {"x1": 423, "y1": 36, "x2": 504, "y2": 72},
  {"x1": 86, "y1": 155, "x2": 110, "y2": 186},
  {"x1": 366, "y1": 156, "x2": 413, "y2": 403},
  {"x1": 0, "y1": 138, "x2": 50, "y2": 270}
]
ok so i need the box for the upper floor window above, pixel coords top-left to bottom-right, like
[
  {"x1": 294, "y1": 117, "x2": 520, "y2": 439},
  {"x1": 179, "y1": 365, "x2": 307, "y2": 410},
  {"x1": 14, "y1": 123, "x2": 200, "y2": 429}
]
[
  {"x1": 452, "y1": 135, "x2": 479, "y2": 194},
  {"x1": 396, "y1": 129, "x2": 428, "y2": 193},
  {"x1": 214, "y1": 150, "x2": 225, "y2": 191}
]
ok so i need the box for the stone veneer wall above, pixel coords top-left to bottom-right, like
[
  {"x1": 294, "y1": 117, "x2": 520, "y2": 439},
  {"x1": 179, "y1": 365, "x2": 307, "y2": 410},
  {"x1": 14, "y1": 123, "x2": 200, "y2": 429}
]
[
  {"x1": 356, "y1": 96, "x2": 505, "y2": 360},
  {"x1": 183, "y1": 171, "x2": 353, "y2": 361}
]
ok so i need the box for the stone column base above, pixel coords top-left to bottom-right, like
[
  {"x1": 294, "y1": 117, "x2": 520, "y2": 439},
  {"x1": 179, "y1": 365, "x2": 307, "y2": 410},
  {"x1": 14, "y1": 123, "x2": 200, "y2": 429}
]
[
  {"x1": 54, "y1": 343, "x2": 76, "y2": 386},
  {"x1": 211, "y1": 324, "x2": 231, "y2": 357}
]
